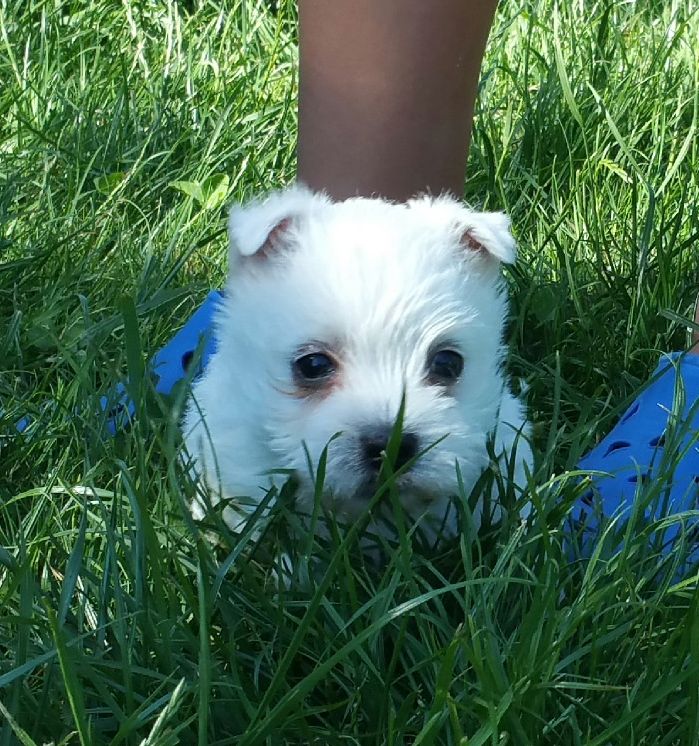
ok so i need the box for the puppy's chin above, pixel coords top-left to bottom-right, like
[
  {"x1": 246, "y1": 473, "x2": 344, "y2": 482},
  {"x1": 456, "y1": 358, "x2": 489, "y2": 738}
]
[
  {"x1": 296, "y1": 468, "x2": 453, "y2": 520},
  {"x1": 331, "y1": 474, "x2": 435, "y2": 506}
]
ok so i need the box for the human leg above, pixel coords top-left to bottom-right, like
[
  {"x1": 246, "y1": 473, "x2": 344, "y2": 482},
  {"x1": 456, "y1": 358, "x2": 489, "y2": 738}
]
[{"x1": 297, "y1": 0, "x2": 498, "y2": 201}]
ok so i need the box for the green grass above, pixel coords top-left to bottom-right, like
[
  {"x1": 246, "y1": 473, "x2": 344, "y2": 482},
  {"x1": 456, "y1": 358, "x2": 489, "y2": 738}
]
[{"x1": 1, "y1": 0, "x2": 699, "y2": 742}]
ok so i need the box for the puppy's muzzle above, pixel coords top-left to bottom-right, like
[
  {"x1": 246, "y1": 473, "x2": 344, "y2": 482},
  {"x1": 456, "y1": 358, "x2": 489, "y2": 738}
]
[{"x1": 359, "y1": 427, "x2": 419, "y2": 473}]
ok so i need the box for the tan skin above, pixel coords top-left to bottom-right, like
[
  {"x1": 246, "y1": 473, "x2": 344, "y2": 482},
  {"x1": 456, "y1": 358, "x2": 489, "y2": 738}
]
[{"x1": 297, "y1": 0, "x2": 499, "y2": 202}]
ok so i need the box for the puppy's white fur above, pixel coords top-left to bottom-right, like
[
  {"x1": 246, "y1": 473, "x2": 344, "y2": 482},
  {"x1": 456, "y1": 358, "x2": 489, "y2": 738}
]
[{"x1": 184, "y1": 185, "x2": 532, "y2": 542}]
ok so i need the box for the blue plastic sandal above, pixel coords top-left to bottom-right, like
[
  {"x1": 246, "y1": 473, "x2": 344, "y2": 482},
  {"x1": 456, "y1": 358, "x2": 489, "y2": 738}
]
[
  {"x1": 572, "y1": 353, "x2": 699, "y2": 567},
  {"x1": 99, "y1": 290, "x2": 224, "y2": 434},
  {"x1": 147, "y1": 290, "x2": 223, "y2": 396}
]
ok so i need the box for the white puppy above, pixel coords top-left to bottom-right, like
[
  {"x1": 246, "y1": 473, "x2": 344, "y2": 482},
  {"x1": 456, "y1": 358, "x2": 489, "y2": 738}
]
[{"x1": 184, "y1": 185, "x2": 532, "y2": 543}]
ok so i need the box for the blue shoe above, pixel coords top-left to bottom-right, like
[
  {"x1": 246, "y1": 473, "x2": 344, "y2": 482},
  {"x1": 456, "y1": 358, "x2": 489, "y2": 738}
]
[
  {"x1": 572, "y1": 353, "x2": 699, "y2": 568},
  {"x1": 98, "y1": 290, "x2": 224, "y2": 434},
  {"x1": 148, "y1": 290, "x2": 223, "y2": 396}
]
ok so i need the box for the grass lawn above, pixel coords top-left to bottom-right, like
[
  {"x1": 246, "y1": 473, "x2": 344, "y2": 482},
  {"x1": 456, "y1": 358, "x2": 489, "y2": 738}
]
[{"x1": 2, "y1": 0, "x2": 699, "y2": 742}]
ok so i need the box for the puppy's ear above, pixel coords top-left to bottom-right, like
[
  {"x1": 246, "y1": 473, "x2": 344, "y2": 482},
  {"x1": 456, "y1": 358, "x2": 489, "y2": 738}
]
[
  {"x1": 458, "y1": 211, "x2": 516, "y2": 265},
  {"x1": 228, "y1": 184, "x2": 330, "y2": 263},
  {"x1": 408, "y1": 196, "x2": 517, "y2": 265}
]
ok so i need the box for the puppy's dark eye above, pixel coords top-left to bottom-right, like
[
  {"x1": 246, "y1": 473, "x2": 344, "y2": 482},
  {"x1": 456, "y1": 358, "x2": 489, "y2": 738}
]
[
  {"x1": 427, "y1": 349, "x2": 463, "y2": 383},
  {"x1": 293, "y1": 352, "x2": 336, "y2": 381}
]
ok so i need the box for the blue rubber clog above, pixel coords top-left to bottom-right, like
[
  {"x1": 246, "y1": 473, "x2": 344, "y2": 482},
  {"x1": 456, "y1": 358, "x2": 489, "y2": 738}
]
[
  {"x1": 572, "y1": 353, "x2": 699, "y2": 567},
  {"x1": 148, "y1": 290, "x2": 223, "y2": 396},
  {"x1": 99, "y1": 290, "x2": 223, "y2": 434}
]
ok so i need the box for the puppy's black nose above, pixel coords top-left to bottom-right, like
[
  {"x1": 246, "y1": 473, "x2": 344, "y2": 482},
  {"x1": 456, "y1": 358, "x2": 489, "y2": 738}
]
[{"x1": 360, "y1": 429, "x2": 419, "y2": 472}]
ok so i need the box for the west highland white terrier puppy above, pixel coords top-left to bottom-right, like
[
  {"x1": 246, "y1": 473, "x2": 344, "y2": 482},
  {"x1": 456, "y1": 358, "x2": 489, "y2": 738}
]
[{"x1": 184, "y1": 185, "x2": 532, "y2": 545}]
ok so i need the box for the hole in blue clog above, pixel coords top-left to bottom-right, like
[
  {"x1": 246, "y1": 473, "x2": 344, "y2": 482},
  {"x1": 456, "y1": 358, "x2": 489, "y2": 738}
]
[
  {"x1": 620, "y1": 402, "x2": 640, "y2": 423},
  {"x1": 649, "y1": 434, "x2": 665, "y2": 448},
  {"x1": 580, "y1": 489, "x2": 594, "y2": 506},
  {"x1": 108, "y1": 403, "x2": 126, "y2": 418},
  {"x1": 181, "y1": 350, "x2": 194, "y2": 371},
  {"x1": 604, "y1": 440, "x2": 630, "y2": 457},
  {"x1": 628, "y1": 472, "x2": 650, "y2": 484}
]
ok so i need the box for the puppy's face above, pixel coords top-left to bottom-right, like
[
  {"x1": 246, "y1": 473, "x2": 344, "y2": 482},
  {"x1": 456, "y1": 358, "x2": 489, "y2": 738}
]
[{"x1": 196, "y1": 187, "x2": 516, "y2": 527}]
